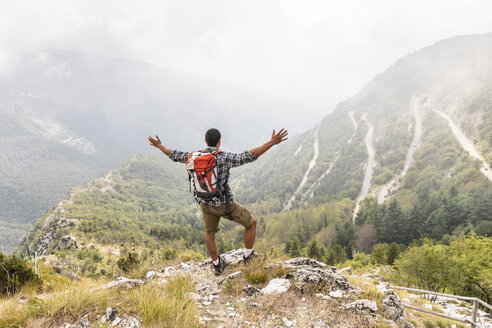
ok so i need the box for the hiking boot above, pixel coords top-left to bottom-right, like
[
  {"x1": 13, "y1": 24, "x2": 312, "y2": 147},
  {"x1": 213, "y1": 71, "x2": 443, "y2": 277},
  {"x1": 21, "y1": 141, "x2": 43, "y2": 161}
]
[
  {"x1": 242, "y1": 250, "x2": 256, "y2": 264},
  {"x1": 213, "y1": 256, "x2": 225, "y2": 276}
]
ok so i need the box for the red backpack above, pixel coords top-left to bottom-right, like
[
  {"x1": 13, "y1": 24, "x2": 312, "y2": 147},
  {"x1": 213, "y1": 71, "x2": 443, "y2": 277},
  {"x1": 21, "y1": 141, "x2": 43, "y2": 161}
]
[
  {"x1": 185, "y1": 150, "x2": 233, "y2": 219},
  {"x1": 185, "y1": 150, "x2": 223, "y2": 200}
]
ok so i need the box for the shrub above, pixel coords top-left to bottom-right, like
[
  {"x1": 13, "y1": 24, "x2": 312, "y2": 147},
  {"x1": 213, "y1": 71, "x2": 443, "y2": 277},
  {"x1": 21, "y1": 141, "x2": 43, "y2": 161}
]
[
  {"x1": 117, "y1": 252, "x2": 141, "y2": 273},
  {"x1": 0, "y1": 252, "x2": 42, "y2": 296}
]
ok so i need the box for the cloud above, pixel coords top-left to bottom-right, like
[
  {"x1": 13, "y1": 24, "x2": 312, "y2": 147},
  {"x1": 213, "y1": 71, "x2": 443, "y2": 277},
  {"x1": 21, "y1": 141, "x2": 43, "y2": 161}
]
[{"x1": 1, "y1": 0, "x2": 492, "y2": 122}]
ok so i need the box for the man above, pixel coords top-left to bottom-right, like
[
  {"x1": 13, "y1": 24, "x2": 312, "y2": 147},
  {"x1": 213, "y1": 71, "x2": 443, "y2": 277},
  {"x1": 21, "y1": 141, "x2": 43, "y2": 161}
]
[{"x1": 148, "y1": 128, "x2": 288, "y2": 275}]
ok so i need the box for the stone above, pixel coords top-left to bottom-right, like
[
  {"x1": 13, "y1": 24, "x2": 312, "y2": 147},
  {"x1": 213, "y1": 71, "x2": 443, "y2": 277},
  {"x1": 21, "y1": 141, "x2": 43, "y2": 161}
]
[
  {"x1": 100, "y1": 306, "x2": 118, "y2": 323},
  {"x1": 145, "y1": 271, "x2": 156, "y2": 279},
  {"x1": 99, "y1": 277, "x2": 144, "y2": 290},
  {"x1": 76, "y1": 319, "x2": 91, "y2": 328},
  {"x1": 329, "y1": 290, "x2": 343, "y2": 298},
  {"x1": 243, "y1": 285, "x2": 261, "y2": 296},
  {"x1": 282, "y1": 259, "x2": 354, "y2": 292},
  {"x1": 375, "y1": 283, "x2": 407, "y2": 323},
  {"x1": 282, "y1": 317, "x2": 296, "y2": 327},
  {"x1": 261, "y1": 278, "x2": 291, "y2": 294},
  {"x1": 345, "y1": 300, "x2": 378, "y2": 313}
]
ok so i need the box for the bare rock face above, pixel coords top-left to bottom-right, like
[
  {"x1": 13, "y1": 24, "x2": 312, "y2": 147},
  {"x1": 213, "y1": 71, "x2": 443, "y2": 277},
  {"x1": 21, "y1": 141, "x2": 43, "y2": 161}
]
[{"x1": 281, "y1": 257, "x2": 355, "y2": 292}]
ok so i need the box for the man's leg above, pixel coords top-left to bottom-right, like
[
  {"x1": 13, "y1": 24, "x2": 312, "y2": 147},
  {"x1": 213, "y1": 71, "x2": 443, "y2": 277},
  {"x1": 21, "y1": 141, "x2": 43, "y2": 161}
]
[
  {"x1": 205, "y1": 233, "x2": 218, "y2": 261},
  {"x1": 244, "y1": 218, "x2": 257, "y2": 249}
]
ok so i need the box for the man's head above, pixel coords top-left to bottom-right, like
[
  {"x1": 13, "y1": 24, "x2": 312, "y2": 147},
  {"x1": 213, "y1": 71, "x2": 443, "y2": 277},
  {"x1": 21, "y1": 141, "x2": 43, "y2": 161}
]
[{"x1": 205, "y1": 128, "x2": 221, "y2": 147}]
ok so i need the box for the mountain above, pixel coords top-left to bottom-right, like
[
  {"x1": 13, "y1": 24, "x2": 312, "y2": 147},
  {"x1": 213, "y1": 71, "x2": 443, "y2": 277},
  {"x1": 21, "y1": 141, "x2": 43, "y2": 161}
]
[
  {"x1": 0, "y1": 50, "x2": 308, "y2": 253},
  {"x1": 14, "y1": 33, "x2": 492, "y2": 260}
]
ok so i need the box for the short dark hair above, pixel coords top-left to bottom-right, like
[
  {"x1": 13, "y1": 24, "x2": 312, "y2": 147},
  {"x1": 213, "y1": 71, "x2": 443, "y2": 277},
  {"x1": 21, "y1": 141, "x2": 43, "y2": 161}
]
[{"x1": 205, "y1": 128, "x2": 221, "y2": 147}]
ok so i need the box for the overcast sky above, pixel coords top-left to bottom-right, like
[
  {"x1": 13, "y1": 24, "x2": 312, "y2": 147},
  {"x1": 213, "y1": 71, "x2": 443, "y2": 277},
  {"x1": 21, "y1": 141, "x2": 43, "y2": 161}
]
[{"x1": 1, "y1": 0, "x2": 492, "y2": 121}]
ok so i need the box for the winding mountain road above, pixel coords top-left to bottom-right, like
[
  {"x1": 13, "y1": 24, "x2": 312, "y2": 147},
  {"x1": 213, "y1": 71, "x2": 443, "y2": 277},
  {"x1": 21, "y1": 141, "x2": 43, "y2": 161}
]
[
  {"x1": 353, "y1": 113, "x2": 375, "y2": 221},
  {"x1": 378, "y1": 97, "x2": 423, "y2": 203},
  {"x1": 348, "y1": 111, "x2": 358, "y2": 145},
  {"x1": 283, "y1": 126, "x2": 320, "y2": 211},
  {"x1": 307, "y1": 111, "x2": 359, "y2": 198},
  {"x1": 434, "y1": 109, "x2": 492, "y2": 182}
]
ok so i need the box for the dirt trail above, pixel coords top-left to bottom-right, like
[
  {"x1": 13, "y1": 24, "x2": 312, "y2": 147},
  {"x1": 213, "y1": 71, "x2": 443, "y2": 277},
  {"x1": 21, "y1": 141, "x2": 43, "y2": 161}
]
[
  {"x1": 434, "y1": 109, "x2": 492, "y2": 182},
  {"x1": 353, "y1": 113, "x2": 375, "y2": 221},
  {"x1": 283, "y1": 127, "x2": 320, "y2": 211},
  {"x1": 378, "y1": 97, "x2": 423, "y2": 204}
]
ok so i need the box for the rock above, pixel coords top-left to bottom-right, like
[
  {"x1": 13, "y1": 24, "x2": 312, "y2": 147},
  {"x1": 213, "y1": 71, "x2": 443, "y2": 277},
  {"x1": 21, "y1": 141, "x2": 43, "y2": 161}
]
[
  {"x1": 261, "y1": 278, "x2": 291, "y2": 294},
  {"x1": 226, "y1": 271, "x2": 242, "y2": 280},
  {"x1": 99, "y1": 277, "x2": 144, "y2": 290},
  {"x1": 322, "y1": 295, "x2": 331, "y2": 300},
  {"x1": 345, "y1": 300, "x2": 378, "y2": 313},
  {"x1": 53, "y1": 264, "x2": 81, "y2": 281},
  {"x1": 329, "y1": 290, "x2": 344, "y2": 298},
  {"x1": 17, "y1": 296, "x2": 27, "y2": 304},
  {"x1": 249, "y1": 302, "x2": 261, "y2": 308},
  {"x1": 145, "y1": 271, "x2": 156, "y2": 279},
  {"x1": 221, "y1": 249, "x2": 246, "y2": 265},
  {"x1": 100, "y1": 306, "x2": 118, "y2": 323},
  {"x1": 362, "y1": 273, "x2": 385, "y2": 282},
  {"x1": 282, "y1": 317, "x2": 296, "y2": 327},
  {"x1": 57, "y1": 235, "x2": 78, "y2": 251},
  {"x1": 282, "y1": 257, "x2": 326, "y2": 268},
  {"x1": 243, "y1": 285, "x2": 261, "y2": 296},
  {"x1": 282, "y1": 258, "x2": 354, "y2": 292},
  {"x1": 76, "y1": 319, "x2": 91, "y2": 328},
  {"x1": 376, "y1": 282, "x2": 407, "y2": 323}
]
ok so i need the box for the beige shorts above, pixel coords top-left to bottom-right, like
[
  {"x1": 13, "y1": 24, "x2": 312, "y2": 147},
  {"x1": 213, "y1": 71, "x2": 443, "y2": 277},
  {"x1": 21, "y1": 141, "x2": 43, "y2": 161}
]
[{"x1": 199, "y1": 200, "x2": 254, "y2": 235}]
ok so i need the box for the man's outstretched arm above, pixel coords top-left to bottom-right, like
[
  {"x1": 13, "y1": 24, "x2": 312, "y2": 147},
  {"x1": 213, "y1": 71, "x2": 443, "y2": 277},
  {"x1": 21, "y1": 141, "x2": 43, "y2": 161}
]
[
  {"x1": 249, "y1": 128, "x2": 288, "y2": 157},
  {"x1": 148, "y1": 135, "x2": 189, "y2": 163}
]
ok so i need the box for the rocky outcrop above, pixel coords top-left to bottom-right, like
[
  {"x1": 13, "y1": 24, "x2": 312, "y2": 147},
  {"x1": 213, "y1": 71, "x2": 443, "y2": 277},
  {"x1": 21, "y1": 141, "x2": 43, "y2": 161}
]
[
  {"x1": 99, "y1": 277, "x2": 144, "y2": 290},
  {"x1": 377, "y1": 282, "x2": 412, "y2": 327},
  {"x1": 345, "y1": 299, "x2": 378, "y2": 314},
  {"x1": 52, "y1": 263, "x2": 80, "y2": 281}
]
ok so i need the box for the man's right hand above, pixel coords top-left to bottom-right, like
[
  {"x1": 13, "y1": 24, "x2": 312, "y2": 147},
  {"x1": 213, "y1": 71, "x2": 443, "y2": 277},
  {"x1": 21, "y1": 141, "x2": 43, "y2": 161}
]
[
  {"x1": 250, "y1": 128, "x2": 289, "y2": 157},
  {"x1": 270, "y1": 128, "x2": 289, "y2": 145}
]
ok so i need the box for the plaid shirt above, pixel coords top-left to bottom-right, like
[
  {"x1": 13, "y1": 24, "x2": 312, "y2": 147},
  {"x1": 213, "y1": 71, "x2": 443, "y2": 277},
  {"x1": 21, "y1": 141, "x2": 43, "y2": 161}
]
[{"x1": 169, "y1": 146, "x2": 258, "y2": 206}]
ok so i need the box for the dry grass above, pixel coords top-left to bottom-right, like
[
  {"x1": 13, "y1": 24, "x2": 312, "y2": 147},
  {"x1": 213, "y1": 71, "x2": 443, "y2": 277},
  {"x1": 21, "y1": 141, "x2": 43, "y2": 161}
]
[
  {"x1": 131, "y1": 274, "x2": 199, "y2": 328},
  {"x1": 26, "y1": 280, "x2": 111, "y2": 323},
  {"x1": 1, "y1": 273, "x2": 201, "y2": 328}
]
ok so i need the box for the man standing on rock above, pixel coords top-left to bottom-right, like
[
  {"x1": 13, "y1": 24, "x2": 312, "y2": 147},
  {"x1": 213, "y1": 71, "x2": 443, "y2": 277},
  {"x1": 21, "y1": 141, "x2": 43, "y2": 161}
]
[{"x1": 148, "y1": 128, "x2": 288, "y2": 275}]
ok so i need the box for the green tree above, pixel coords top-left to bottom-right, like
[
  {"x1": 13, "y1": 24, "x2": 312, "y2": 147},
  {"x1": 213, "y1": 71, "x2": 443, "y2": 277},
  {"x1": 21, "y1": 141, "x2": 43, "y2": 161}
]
[
  {"x1": 324, "y1": 244, "x2": 347, "y2": 265},
  {"x1": 370, "y1": 243, "x2": 387, "y2": 265},
  {"x1": 289, "y1": 236, "x2": 302, "y2": 257},
  {"x1": 385, "y1": 242, "x2": 400, "y2": 265},
  {"x1": 306, "y1": 239, "x2": 324, "y2": 261},
  {"x1": 0, "y1": 252, "x2": 42, "y2": 295},
  {"x1": 393, "y1": 239, "x2": 450, "y2": 292}
]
